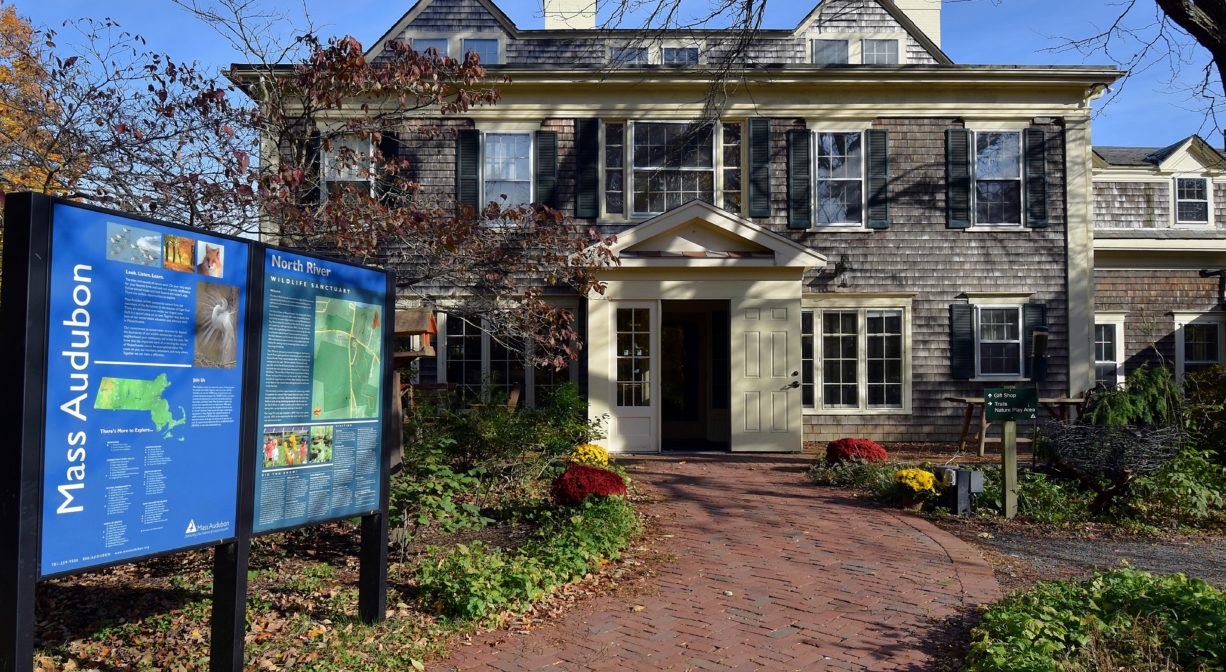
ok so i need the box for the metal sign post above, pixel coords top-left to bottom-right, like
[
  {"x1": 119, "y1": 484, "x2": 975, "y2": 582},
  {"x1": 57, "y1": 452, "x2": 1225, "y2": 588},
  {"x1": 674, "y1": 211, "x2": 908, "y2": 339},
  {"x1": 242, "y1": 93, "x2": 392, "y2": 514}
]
[{"x1": 985, "y1": 387, "x2": 1038, "y2": 520}]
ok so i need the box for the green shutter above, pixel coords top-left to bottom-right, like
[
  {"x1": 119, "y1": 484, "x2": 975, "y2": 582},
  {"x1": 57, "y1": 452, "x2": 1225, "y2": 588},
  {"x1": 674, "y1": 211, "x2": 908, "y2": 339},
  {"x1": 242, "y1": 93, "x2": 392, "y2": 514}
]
[
  {"x1": 950, "y1": 304, "x2": 975, "y2": 380},
  {"x1": 455, "y1": 129, "x2": 480, "y2": 212},
  {"x1": 575, "y1": 119, "x2": 600, "y2": 218},
  {"x1": 1025, "y1": 128, "x2": 1049, "y2": 228},
  {"x1": 865, "y1": 129, "x2": 890, "y2": 230},
  {"x1": 534, "y1": 130, "x2": 558, "y2": 209},
  {"x1": 946, "y1": 128, "x2": 972, "y2": 229},
  {"x1": 1024, "y1": 303, "x2": 1049, "y2": 380},
  {"x1": 748, "y1": 118, "x2": 771, "y2": 217},
  {"x1": 376, "y1": 131, "x2": 401, "y2": 203},
  {"x1": 786, "y1": 129, "x2": 811, "y2": 229},
  {"x1": 303, "y1": 129, "x2": 321, "y2": 205}
]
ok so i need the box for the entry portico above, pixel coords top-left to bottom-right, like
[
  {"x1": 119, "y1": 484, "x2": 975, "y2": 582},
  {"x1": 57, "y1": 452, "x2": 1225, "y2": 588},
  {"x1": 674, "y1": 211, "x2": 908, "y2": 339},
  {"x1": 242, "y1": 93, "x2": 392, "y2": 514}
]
[{"x1": 587, "y1": 201, "x2": 827, "y2": 453}]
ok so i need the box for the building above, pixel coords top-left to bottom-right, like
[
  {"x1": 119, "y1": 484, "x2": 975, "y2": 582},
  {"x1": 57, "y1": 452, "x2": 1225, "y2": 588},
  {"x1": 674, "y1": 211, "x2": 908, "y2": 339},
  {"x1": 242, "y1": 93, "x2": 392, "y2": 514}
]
[
  {"x1": 1092, "y1": 135, "x2": 1226, "y2": 386},
  {"x1": 246, "y1": 0, "x2": 1126, "y2": 452}
]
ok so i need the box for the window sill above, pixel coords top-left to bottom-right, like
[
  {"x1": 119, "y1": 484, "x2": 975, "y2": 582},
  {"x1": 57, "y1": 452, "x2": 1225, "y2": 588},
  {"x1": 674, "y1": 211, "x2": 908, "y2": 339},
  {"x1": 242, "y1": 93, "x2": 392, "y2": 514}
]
[
  {"x1": 804, "y1": 408, "x2": 911, "y2": 416},
  {"x1": 806, "y1": 224, "x2": 869, "y2": 232},
  {"x1": 969, "y1": 377, "x2": 1030, "y2": 383},
  {"x1": 963, "y1": 225, "x2": 1026, "y2": 232}
]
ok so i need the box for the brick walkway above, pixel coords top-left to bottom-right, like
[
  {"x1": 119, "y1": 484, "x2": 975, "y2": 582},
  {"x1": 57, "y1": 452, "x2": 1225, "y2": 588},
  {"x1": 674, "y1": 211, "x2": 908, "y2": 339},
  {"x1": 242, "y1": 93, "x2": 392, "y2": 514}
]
[{"x1": 437, "y1": 455, "x2": 999, "y2": 672}]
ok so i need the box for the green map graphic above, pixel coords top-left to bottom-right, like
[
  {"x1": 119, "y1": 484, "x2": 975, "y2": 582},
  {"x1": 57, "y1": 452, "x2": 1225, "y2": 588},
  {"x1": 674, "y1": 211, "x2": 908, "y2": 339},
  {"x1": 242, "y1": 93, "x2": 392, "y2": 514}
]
[
  {"x1": 94, "y1": 373, "x2": 187, "y2": 438},
  {"x1": 311, "y1": 298, "x2": 382, "y2": 420}
]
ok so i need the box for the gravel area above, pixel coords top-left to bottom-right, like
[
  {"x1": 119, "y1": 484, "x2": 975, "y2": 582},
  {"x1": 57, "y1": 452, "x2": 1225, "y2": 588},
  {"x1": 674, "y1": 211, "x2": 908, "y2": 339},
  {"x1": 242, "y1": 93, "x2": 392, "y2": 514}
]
[{"x1": 979, "y1": 531, "x2": 1226, "y2": 586}]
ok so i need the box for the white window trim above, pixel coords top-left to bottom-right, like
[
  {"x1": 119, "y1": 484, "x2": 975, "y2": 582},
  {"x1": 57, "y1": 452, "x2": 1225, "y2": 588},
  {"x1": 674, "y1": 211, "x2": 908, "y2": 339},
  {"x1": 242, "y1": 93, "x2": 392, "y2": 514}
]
[
  {"x1": 1172, "y1": 175, "x2": 1214, "y2": 227},
  {"x1": 627, "y1": 120, "x2": 718, "y2": 218},
  {"x1": 608, "y1": 44, "x2": 651, "y2": 66},
  {"x1": 810, "y1": 129, "x2": 867, "y2": 229},
  {"x1": 860, "y1": 37, "x2": 903, "y2": 65},
  {"x1": 1174, "y1": 311, "x2": 1226, "y2": 381},
  {"x1": 810, "y1": 38, "x2": 851, "y2": 65},
  {"x1": 1094, "y1": 312, "x2": 1127, "y2": 387},
  {"x1": 970, "y1": 130, "x2": 1025, "y2": 228},
  {"x1": 660, "y1": 41, "x2": 704, "y2": 66},
  {"x1": 478, "y1": 130, "x2": 535, "y2": 208},
  {"x1": 974, "y1": 304, "x2": 1026, "y2": 380},
  {"x1": 801, "y1": 298, "x2": 913, "y2": 416},
  {"x1": 408, "y1": 33, "x2": 505, "y2": 63},
  {"x1": 460, "y1": 36, "x2": 503, "y2": 65},
  {"x1": 436, "y1": 311, "x2": 578, "y2": 408},
  {"x1": 320, "y1": 133, "x2": 374, "y2": 197}
]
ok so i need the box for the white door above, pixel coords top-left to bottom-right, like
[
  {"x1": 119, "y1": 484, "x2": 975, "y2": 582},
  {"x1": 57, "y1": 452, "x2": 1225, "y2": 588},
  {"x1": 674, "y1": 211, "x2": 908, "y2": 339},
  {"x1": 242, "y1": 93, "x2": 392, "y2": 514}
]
[
  {"x1": 607, "y1": 302, "x2": 659, "y2": 452},
  {"x1": 730, "y1": 298, "x2": 802, "y2": 452}
]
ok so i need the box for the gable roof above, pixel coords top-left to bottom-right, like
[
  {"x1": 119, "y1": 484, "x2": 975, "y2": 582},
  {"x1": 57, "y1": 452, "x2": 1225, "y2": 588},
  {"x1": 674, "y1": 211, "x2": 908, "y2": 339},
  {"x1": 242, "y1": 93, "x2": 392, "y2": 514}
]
[
  {"x1": 365, "y1": 0, "x2": 952, "y2": 65},
  {"x1": 1094, "y1": 135, "x2": 1226, "y2": 169}
]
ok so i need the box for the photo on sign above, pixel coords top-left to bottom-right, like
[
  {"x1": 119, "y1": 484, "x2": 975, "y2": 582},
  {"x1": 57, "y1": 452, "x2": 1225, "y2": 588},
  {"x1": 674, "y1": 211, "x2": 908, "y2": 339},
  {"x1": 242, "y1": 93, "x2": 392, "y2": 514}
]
[
  {"x1": 196, "y1": 241, "x2": 224, "y2": 278},
  {"x1": 194, "y1": 281, "x2": 238, "y2": 368},
  {"x1": 309, "y1": 425, "x2": 334, "y2": 464},
  {"x1": 262, "y1": 426, "x2": 311, "y2": 468},
  {"x1": 105, "y1": 222, "x2": 162, "y2": 267},
  {"x1": 162, "y1": 234, "x2": 197, "y2": 273}
]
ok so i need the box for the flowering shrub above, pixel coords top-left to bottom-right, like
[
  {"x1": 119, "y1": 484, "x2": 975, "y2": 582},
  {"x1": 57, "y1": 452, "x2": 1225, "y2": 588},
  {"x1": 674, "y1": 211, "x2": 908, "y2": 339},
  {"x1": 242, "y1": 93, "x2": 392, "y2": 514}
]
[
  {"x1": 895, "y1": 468, "x2": 937, "y2": 494},
  {"x1": 825, "y1": 438, "x2": 889, "y2": 465},
  {"x1": 551, "y1": 463, "x2": 627, "y2": 506},
  {"x1": 568, "y1": 443, "x2": 610, "y2": 467}
]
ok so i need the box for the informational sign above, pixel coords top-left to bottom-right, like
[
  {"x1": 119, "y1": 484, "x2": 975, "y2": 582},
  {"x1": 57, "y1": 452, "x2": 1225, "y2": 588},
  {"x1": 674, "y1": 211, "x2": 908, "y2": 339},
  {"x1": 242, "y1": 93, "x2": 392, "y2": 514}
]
[
  {"x1": 252, "y1": 249, "x2": 387, "y2": 534},
  {"x1": 984, "y1": 387, "x2": 1039, "y2": 422},
  {"x1": 39, "y1": 203, "x2": 249, "y2": 576}
]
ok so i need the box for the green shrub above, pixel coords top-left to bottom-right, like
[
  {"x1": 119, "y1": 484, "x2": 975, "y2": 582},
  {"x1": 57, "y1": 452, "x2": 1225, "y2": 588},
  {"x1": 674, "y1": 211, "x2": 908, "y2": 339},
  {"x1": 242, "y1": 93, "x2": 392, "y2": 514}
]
[
  {"x1": 415, "y1": 496, "x2": 639, "y2": 621},
  {"x1": 1083, "y1": 365, "x2": 1182, "y2": 428},
  {"x1": 976, "y1": 468, "x2": 1093, "y2": 525},
  {"x1": 808, "y1": 458, "x2": 899, "y2": 500},
  {"x1": 967, "y1": 569, "x2": 1226, "y2": 672},
  {"x1": 389, "y1": 456, "x2": 491, "y2": 537},
  {"x1": 1127, "y1": 447, "x2": 1226, "y2": 525},
  {"x1": 1186, "y1": 364, "x2": 1226, "y2": 466}
]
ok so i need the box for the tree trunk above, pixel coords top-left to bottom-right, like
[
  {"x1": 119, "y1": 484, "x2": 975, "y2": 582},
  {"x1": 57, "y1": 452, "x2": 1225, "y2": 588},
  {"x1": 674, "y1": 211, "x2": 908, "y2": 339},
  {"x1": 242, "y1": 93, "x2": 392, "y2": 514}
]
[{"x1": 1156, "y1": 0, "x2": 1226, "y2": 148}]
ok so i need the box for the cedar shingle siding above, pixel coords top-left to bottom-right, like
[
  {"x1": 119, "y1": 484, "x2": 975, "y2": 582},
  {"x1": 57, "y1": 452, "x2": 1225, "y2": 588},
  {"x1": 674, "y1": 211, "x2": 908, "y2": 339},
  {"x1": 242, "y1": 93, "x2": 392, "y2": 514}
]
[
  {"x1": 1095, "y1": 270, "x2": 1222, "y2": 372},
  {"x1": 1094, "y1": 182, "x2": 1169, "y2": 229}
]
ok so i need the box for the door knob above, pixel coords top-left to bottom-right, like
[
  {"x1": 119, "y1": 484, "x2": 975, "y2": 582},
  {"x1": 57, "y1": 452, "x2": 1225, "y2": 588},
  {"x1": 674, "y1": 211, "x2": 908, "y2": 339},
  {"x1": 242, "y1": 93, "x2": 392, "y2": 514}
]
[
  {"x1": 787, "y1": 381, "x2": 800, "y2": 389},
  {"x1": 791, "y1": 370, "x2": 799, "y2": 377}
]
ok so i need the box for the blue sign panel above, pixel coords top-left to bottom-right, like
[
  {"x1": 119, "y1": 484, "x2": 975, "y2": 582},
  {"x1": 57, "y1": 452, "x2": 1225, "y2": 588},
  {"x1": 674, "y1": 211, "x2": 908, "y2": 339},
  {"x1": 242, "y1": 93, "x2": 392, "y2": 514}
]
[
  {"x1": 253, "y1": 249, "x2": 386, "y2": 533},
  {"x1": 40, "y1": 204, "x2": 248, "y2": 576}
]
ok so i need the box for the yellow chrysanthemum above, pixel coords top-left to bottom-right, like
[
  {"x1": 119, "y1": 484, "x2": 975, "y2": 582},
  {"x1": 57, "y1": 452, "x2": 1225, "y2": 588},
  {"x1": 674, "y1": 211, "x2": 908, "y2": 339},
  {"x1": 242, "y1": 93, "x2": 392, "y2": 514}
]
[
  {"x1": 894, "y1": 468, "x2": 937, "y2": 494},
  {"x1": 569, "y1": 443, "x2": 610, "y2": 466}
]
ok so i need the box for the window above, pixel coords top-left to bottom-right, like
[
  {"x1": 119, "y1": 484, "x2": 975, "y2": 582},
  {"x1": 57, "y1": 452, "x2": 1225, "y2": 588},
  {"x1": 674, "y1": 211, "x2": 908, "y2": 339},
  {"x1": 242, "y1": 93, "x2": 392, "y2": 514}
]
[
  {"x1": 445, "y1": 315, "x2": 483, "y2": 403},
  {"x1": 861, "y1": 39, "x2": 899, "y2": 65},
  {"x1": 488, "y1": 336, "x2": 527, "y2": 397},
  {"x1": 1094, "y1": 323, "x2": 1123, "y2": 387},
  {"x1": 411, "y1": 38, "x2": 449, "y2": 58},
  {"x1": 815, "y1": 131, "x2": 864, "y2": 226},
  {"x1": 976, "y1": 306, "x2": 1023, "y2": 377},
  {"x1": 662, "y1": 47, "x2": 699, "y2": 65},
  {"x1": 615, "y1": 308, "x2": 650, "y2": 406},
  {"x1": 321, "y1": 135, "x2": 372, "y2": 197},
  {"x1": 462, "y1": 38, "x2": 499, "y2": 64},
  {"x1": 610, "y1": 46, "x2": 649, "y2": 65},
  {"x1": 604, "y1": 123, "x2": 626, "y2": 215},
  {"x1": 812, "y1": 39, "x2": 849, "y2": 65},
  {"x1": 974, "y1": 132, "x2": 1022, "y2": 225},
  {"x1": 482, "y1": 132, "x2": 532, "y2": 207},
  {"x1": 1175, "y1": 177, "x2": 1210, "y2": 225},
  {"x1": 802, "y1": 306, "x2": 908, "y2": 412},
  {"x1": 1179, "y1": 315, "x2": 1225, "y2": 378},
  {"x1": 722, "y1": 123, "x2": 742, "y2": 213},
  {"x1": 439, "y1": 313, "x2": 575, "y2": 406},
  {"x1": 630, "y1": 122, "x2": 715, "y2": 215}
]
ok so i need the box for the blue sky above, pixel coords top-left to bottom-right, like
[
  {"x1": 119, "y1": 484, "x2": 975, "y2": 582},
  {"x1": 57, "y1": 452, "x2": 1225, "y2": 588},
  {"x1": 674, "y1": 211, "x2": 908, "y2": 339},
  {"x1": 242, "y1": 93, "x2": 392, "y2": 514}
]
[{"x1": 16, "y1": 0, "x2": 1217, "y2": 147}]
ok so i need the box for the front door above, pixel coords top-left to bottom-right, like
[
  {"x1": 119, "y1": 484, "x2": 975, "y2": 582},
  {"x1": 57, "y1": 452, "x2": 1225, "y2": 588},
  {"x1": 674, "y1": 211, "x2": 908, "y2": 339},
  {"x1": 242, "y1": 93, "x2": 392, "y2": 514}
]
[
  {"x1": 730, "y1": 298, "x2": 802, "y2": 452},
  {"x1": 606, "y1": 302, "x2": 658, "y2": 452}
]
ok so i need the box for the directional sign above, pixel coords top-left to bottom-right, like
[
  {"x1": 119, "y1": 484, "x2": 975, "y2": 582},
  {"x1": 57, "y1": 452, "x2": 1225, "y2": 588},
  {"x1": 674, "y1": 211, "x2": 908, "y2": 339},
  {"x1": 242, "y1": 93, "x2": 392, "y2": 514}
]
[{"x1": 984, "y1": 387, "x2": 1038, "y2": 422}]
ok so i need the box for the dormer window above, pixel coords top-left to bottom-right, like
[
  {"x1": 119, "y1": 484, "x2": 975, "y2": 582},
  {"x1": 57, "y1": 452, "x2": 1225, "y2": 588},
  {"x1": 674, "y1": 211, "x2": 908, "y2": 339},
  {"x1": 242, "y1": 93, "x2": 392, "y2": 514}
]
[
  {"x1": 662, "y1": 47, "x2": 699, "y2": 65},
  {"x1": 861, "y1": 39, "x2": 899, "y2": 65},
  {"x1": 611, "y1": 46, "x2": 649, "y2": 66},
  {"x1": 812, "y1": 39, "x2": 849, "y2": 65},
  {"x1": 411, "y1": 38, "x2": 449, "y2": 58},
  {"x1": 462, "y1": 38, "x2": 500, "y2": 65},
  {"x1": 1175, "y1": 177, "x2": 1211, "y2": 225}
]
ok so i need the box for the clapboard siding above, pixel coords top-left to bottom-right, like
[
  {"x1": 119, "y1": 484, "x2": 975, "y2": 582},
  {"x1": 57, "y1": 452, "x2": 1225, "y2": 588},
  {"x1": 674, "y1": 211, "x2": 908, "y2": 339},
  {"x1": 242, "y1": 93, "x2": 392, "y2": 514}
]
[
  {"x1": 1093, "y1": 181, "x2": 1169, "y2": 229},
  {"x1": 1095, "y1": 269, "x2": 1222, "y2": 372}
]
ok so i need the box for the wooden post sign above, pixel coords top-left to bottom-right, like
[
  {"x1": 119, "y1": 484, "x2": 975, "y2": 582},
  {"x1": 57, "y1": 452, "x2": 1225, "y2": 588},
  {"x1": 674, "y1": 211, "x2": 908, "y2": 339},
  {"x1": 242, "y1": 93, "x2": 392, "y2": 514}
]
[
  {"x1": 0, "y1": 194, "x2": 393, "y2": 672},
  {"x1": 984, "y1": 387, "x2": 1037, "y2": 519}
]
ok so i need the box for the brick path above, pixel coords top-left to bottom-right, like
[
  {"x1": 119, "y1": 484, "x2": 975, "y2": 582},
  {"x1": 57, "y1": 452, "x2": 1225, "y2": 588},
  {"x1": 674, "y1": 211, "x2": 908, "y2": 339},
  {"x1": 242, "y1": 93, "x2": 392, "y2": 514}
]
[{"x1": 437, "y1": 455, "x2": 999, "y2": 672}]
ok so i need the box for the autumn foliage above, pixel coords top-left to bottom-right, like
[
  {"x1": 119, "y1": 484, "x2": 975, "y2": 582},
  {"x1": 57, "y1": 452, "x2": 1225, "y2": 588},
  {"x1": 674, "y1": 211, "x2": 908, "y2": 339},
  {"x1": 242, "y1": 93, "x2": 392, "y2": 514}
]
[
  {"x1": 550, "y1": 464, "x2": 628, "y2": 506},
  {"x1": 825, "y1": 438, "x2": 889, "y2": 465}
]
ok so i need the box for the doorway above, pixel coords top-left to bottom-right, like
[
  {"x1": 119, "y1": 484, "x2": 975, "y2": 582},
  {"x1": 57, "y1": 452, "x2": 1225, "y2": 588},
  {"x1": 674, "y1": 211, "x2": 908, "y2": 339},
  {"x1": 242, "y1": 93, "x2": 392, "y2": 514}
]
[{"x1": 661, "y1": 300, "x2": 731, "y2": 451}]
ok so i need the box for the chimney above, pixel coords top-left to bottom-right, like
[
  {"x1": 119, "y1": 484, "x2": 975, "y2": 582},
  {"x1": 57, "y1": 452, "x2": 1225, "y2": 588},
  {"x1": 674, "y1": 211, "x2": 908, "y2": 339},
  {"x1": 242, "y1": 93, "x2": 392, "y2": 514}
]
[
  {"x1": 893, "y1": 0, "x2": 941, "y2": 48},
  {"x1": 543, "y1": 0, "x2": 597, "y2": 30}
]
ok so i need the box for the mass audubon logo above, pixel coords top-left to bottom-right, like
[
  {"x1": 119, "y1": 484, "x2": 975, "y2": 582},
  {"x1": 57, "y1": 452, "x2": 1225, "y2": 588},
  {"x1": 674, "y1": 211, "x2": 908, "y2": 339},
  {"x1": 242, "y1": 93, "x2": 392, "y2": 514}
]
[{"x1": 185, "y1": 518, "x2": 230, "y2": 537}]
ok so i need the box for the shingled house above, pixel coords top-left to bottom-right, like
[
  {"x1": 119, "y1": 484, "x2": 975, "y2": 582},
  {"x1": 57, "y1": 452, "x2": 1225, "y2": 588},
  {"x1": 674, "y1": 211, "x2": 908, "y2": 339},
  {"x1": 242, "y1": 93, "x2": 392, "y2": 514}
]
[
  {"x1": 249, "y1": 0, "x2": 1125, "y2": 452},
  {"x1": 1092, "y1": 135, "x2": 1226, "y2": 386}
]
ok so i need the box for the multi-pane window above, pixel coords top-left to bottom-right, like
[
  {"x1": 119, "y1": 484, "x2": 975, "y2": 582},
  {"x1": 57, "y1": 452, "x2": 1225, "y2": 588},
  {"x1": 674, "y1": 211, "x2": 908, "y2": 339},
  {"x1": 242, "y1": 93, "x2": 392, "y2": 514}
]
[
  {"x1": 322, "y1": 135, "x2": 372, "y2": 197},
  {"x1": 1184, "y1": 323, "x2": 1222, "y2": 374},
  {"x1": 488, "y1": 336, "x2": 526, "y2": 399},
  {"x1": 861, "y1": 39, "x2": 899, "y2": 65},
  {"x1": 815, "y1": 131, "x2": 864, "y2": 226},
  {"x1": 611, "y1": 46, "x2": 649, "y2": 65},
  {"x1": 605, "y1": 123, "x2": 625, "y2": 214},
  {"x1": 866, "y1": 310, "x2": 904, "y2": 408},
  {"x1": 615, "y1": 308, "x2": 650, "y2": 406},
  {"x1": 662, "y1": 47, "x2": 699, "y2": 65},
  {"x1": 974, "y1": 132, "x2": 1022, "y2": 225},
  {"x1": 462, "y1": 38, "x2": 499, "y2": 64},
  {"x1": 1094, "y1": 323, "x2": 1121, "y2": 386},
  {"x1": 1175, "y1": 177, "x2": 1210, "y2": 224},
  {"x1": 822, "y1": 311, "x2": 859, "y2": 408},
  {"x1": 482, "y1": 133, "x2": 532, "y2": 206},
  {"x1": 977, "y1": 306, "x2": 1023, "y2": 377},
  {"x1": 802, "y1": 308, "x2": 907, "y2": 411},
  {"x1": 411, "y1": 38, "x2": 449, "y2": 58},
  {"x1": 722, "y1": 123, "x2": 742, "y2": 213},
  {"x1": 440, "y1": 314, "x2": 574, "y2": 407},
  {"x1": 812, "y1": 39, "x2": 849, "y2": 64},
  {"x1": 631, "y1": 122, "x2": 715, "y2": 215},
  {"x1": 445, "y1": 316, "x2": 483, "y2": 403}
]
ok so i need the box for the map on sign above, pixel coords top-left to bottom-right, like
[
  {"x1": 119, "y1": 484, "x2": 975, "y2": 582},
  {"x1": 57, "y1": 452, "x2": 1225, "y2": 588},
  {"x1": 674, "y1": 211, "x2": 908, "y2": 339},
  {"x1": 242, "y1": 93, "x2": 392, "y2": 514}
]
[
  {"x1": 311, "y1": 298, "x2": 383, "y2": 420},
  {"x1": 94, "y1": 373, "x2": 188, "y2": 438}
]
